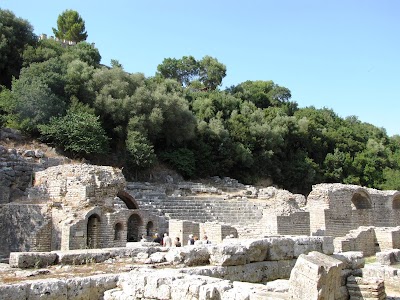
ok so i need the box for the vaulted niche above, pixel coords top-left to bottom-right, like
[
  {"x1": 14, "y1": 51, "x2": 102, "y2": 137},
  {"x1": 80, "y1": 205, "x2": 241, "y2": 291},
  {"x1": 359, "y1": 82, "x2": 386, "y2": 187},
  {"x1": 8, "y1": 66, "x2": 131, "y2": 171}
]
[
  {"x1": 392, "y1": 194, "x2": 400, "y2": 209},
  {"x1": 87, "y1": 214, "x2": 101, "y2": 248},
  {"x1": 351, "y1": 190, "x2": 372, "y2": 209},
  {"x1": 117, "y1": 190, "x2": 139, "y2": 209},
  {"x1": 127, "y1": 214, "x2": 142, "y2": 242}
]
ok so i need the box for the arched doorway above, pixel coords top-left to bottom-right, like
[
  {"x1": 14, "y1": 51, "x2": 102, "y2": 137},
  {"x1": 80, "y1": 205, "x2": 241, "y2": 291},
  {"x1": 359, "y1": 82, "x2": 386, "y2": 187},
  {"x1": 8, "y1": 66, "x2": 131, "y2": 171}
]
[
  {"x1": 127, "y1": 214, "x2": 142, "y2": 242},
  {"x1": 146, "y1": 221, "x2": 154, "y2": 237},
  {"x1": 87, "y1": 214, "x2": 101, "y2": 249},
  {"x1": 393, "y1": 194, "x2": 400, "y2": 209},
  {"x1": 351, "y1": 190, "x2": 372, "y2": 209},
  {"x1": 117, "y1": 190, "x2": 139, "y2": 209},
  {"x1": 114, "y1": 223, "x2": 123, "y2": 240}
]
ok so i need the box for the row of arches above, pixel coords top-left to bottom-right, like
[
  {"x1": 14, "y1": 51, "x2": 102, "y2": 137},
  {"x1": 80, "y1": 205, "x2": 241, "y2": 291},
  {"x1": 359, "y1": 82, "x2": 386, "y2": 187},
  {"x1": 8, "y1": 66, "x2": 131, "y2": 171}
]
[
  {"x1": 86, "y1": 213, "x2": 155, "y2": 249},
  {"x1": 351, "y1": 190, "x2": 400, "y2": 210}
]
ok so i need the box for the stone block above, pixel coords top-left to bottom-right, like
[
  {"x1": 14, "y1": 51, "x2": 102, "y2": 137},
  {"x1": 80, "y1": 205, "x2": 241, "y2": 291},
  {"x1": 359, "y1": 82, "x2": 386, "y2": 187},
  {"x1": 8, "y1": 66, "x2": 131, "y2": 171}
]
[
  {"x1": 0, "y1": 283, "x2": 29, "y2": 300},
  {"x1": 332, "y1": 251, "x2": 365, "y2": 269},
  {"x1": 292, "y1": 236, "x2": 323, "y2": 258},
  {"x1": 288, "y1": 251, "x2": 344, "y2": 300},
  {"x1": 266, "y1": 237, "x2": 294, "y2": 261},
  {"x1": 165, "y1": 245, "x2": 210, "y2": 266},
  {"x1": 208, "y1": 243, "x2": 247, "y2": 266},
  {"x1": 29, "y1": 278, "x2": 68, "y2": 300},
  {"x1": 55, "y1": 249, "x2": 111, "y2": 265},
  {"x1": 314, "y1": 236, "x2": 334, "y2": 255},
  {"x1": 9, "y1": 252, "x2": 57, "y2": 268},
  {"x1": 376, "y1": 249, "x2": 400, "y2": 265},
  {"x1": 240, "y1": 238, "x2": 269, "y2": 262}
]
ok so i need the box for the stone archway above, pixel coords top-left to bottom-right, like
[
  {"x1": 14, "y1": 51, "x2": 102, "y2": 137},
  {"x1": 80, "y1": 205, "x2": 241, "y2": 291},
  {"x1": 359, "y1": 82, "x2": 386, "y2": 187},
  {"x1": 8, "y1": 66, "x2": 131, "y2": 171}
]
[
  {"x1": 351, "y1": 190, "x2": 372, "y2": 209},
  {"x1": 117, "y1": 190, "x2": 139, "y2": 209},
  {"x1": 87, "y1": 214, "x2": 101, "y2": 249},
  {"x1": 114, "y1": 223, "x2": 123, "y2": 240},
  {"x1": 127, "y1": 214, "x2": 142, "y2": 242},
  {"x1": 393, "y1": 193, "x2": 400, "y2": 209},
  {"x1": 146, "y1": 221, "x2": 154, "y2": 237}
]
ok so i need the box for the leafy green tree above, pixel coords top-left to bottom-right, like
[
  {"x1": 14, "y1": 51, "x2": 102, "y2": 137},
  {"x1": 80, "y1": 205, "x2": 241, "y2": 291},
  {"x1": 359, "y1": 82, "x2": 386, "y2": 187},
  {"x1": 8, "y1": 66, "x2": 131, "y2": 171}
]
[
  {"x1": 52, "y1": 9, "x2": 88, "y2": 42},
  {"x1": 198, "y1": 56, "x2": 226, "y2": 90},
  {"x1": 11, "y1": 78, "x2": 66, "y2": 133},
  {"x1": 125, "y1": 130, "x2": 156, "y2": 176},
  {"x1": 23, "y1": 38, "x2": 66, "y2": 67},
  {"x1": 156, "y1": 55, "x2": 226, "y2": 90},
  {"x1": 64, "y1": 59, "x2": 95, "y2": 102},
  {"x1": 61, "y1": 42, "x2": 101, "y2": 67},
  {"x1": 0, "y1": 9, "x2": 36, "y2": 88},
  {"x1": 39, "y1": 102, "x2": 109, "y2": 156},
  {"x1": 159, "y1": 148, "x2": 196, "y2": 178},
  {"x1": 227, "y1": 80, "x2": 292, "y2": 109},
  {"x1": 156, "y1": 56, "x2": 198, "y2": 87}
]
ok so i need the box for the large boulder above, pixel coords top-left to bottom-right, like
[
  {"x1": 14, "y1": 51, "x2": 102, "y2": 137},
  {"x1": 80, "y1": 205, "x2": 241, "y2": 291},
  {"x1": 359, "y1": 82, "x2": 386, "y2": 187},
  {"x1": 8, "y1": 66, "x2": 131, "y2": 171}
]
[
  {"x1": 288, "y1": 251, "x2": 344, "y2": 300},
  {"x1": 9, "y1": 252, "x2": 57, "y2": 269},
  {"x1": 165, "y1": 246, "x2": 210, "y2": 266},
  {"x1": 208, "y1": 243, "x2": 247, "y2": 266}
]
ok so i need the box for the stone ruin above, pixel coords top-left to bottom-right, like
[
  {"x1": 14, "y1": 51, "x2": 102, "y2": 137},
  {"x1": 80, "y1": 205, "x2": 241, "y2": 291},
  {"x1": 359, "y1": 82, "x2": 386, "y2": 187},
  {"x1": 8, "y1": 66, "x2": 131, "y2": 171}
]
[{"x1": 1, "y1": 132, "x2": 400, "y2": 299}]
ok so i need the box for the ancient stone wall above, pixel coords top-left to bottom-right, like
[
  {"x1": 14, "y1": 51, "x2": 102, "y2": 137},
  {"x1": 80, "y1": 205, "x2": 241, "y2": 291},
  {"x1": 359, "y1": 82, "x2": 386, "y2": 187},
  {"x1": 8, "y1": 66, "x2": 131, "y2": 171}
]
[
  {"x1": 0, "y1": 204, "x2": 51, "y2": 260},
  {"x1": 374, "y1": 227, "x2": 400, "y2": 250},
  {"x1": 307, "y1": 183, "x2": 400, "y2": 237},
  {"x1": 33, "y1": 164, "x2": 126, "y2": 207},
  {"x1": 333, "y1": 226, "x2": 377, "y2": 256}
]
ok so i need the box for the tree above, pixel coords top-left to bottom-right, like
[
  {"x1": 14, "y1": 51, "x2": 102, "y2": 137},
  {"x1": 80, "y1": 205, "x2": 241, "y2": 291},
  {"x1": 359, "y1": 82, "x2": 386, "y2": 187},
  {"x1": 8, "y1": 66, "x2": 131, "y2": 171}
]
[
  {"x1": 39, "y1": 102, "x2": 109, "y2": 156},
  {"x1": 198, "y1": 56, "x2": 226, "y2": 90},
  {"x1": 0, "y1": 9, "x2": 36, "y2": 88},
  {"x1": 156, "y1": 55, "x2": 226, "y2": 90},
  {"x1": 52, "y1": 10, "x2": 88, "y2": 42}
]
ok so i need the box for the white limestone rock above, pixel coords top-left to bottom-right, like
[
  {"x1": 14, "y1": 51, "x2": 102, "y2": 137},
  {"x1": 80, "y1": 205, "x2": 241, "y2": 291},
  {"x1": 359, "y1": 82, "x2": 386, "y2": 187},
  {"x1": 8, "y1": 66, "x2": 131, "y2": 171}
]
[
  {"x1": 288, "y1": 251, "x2": 344, "y2": 300},
  {"x1": 208, "y1": 243, "x2": 247, "y2": 266},
  {"x1": 145, "y1": 252, "x2": 166, "y2": 264},
  {"x1": 29, "y1": 278, "x2": 68, "y2": 300},
  {"x1": 240, "y1": 239, "x2": 269, "y2": 262},
  {"x1": 56, "y1": 249, "x2": 111, "y2": 265},
  {"x1": 332, "y1": 251, "x2": 365, "y2": 269},
  {"x1": 0, "y1": 282, "x2": 29, "y2": 300},
  {"x1": 292, "y1": 236, "x2": 323, "y2": 258},
  {"x1": 9, "y1": 252, "x2": 57, "y2": 268},
  {"x1": 266, "y1": 237, "x2": 294, "y2": 261},
  {"x1": 265, "y1": 279, "x2": 290, "y2": 293},
  {"x1": 165, "y1": 245, "x2": 210, "y2": 266}
]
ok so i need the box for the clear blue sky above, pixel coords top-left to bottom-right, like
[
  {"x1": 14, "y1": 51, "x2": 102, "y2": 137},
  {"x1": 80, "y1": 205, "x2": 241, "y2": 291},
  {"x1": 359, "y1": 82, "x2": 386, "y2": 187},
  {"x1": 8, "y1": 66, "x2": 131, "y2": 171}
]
[{"x1": 2, "y1": 0, "x2": 399, "y2": 136}]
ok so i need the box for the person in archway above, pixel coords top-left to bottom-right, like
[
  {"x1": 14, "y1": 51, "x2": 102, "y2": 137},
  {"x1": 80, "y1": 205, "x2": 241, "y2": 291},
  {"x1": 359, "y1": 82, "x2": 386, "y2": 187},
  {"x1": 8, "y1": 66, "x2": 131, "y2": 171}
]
[
  {"x1": 187, "y1": 234, "x2": 195, "y2": 245},
  {"x1": 174, "y1": 237, "x2": 181, "y2": 247},
  {"x1": 153, "y1": 233, "x2": 162, "y2": 245},
  {"x1": 163, "y1": 232, "x2": 172, "y2": 247}
]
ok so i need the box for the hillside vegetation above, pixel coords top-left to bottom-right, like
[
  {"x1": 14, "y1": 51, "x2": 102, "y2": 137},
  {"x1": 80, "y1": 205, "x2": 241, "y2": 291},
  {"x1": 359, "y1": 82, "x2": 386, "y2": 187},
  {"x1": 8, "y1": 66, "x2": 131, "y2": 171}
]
[{"x1": 1, "y1": 9, "x2": 400, "y2": 194}]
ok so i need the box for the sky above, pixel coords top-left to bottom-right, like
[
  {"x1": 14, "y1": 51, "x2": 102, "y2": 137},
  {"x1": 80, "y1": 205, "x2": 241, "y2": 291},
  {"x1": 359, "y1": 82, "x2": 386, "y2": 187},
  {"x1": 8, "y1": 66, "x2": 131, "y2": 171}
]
[{"x1": 1, "y1": 0, "x2": 399, "y2": 136}]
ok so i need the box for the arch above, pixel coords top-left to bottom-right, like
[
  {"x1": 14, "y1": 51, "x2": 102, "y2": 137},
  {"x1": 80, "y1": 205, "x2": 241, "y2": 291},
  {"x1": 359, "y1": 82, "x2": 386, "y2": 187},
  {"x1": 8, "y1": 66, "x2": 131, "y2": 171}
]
[
  {"x1": 127, "y1": 214, "x2": 142, "y2": 242},
  {"x1": 392, "y1": 193, "x2": 400, "y2": 209},
  {"x1": 87, "y1": 214, "x2": 101, "y2": 249},
  {"x1": 146, "y1": 221, "x2": 154, "y2": 237},
  {"x1": 351, "y1": 190, "x2": 372, "y2": 209},
  {"x1": 117, "y1": 190, "x2": 139, "y2": 209},
  {"x1": 114, "y1": 223, "x2": 123, "y2": 240}
]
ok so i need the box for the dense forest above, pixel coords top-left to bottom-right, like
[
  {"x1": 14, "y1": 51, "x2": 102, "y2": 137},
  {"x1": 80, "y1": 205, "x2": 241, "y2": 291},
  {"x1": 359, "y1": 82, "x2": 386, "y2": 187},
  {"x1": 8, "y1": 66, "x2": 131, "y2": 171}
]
[{"x1": 1, "y1": 9, "x2": 399, "y2": 195}]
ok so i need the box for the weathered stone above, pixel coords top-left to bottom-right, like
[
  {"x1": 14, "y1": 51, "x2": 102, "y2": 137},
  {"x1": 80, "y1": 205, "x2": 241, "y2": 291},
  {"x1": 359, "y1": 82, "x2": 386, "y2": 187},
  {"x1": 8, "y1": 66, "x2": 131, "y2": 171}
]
[
  {"x1": 165, "y1": 245, "x2": 210, "y2": 266},
  {"x1": 208, "y1": 243, "x2": 247, "y2": 266},
  {"x1": 292, "y1": 236, "x2": 323, "y2": 258},
  {"x1": 332, "y1": 251, "x2": 365, "y2": 269},
  {"x1": 55, "y1": 249, "x2": 111, "y2": 265},
  {"x1": 9, "y1": 252, "x2": 57, "y2": 268},
  {"x1": 266, "y1": 237, "x2": 294, "y2": 261},
  {"x1": 288, "y1": 251, "x2": 343, "y2": 300},
  {"x1": 376, "y1": 249, "x2": 400, "y2": 265}
]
